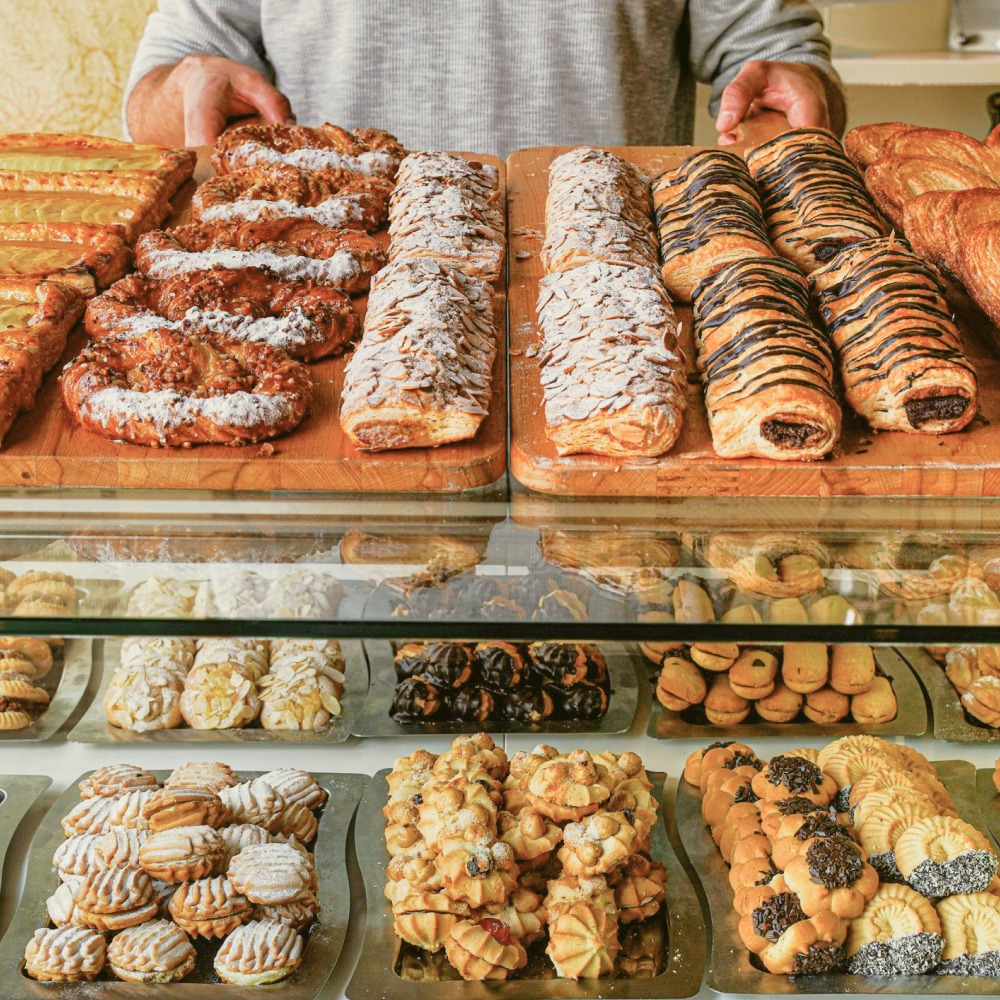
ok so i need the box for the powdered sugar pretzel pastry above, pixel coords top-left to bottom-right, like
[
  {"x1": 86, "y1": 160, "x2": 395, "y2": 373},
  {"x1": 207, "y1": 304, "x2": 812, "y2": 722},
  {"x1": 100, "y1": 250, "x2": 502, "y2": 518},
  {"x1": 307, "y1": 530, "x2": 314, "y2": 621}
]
[
  {"x1": 213, "y1": 123, "x2": 406, "y2": 178},
  {"x1": 86, "y1": 270, "x2": 359, "y2": 362},
  {"x1": 60, "y1": 327, "x2": 312, "y2": 447},
  {"x1": 134, "y1": 219, "x2": 386, "y2": 294},
  {"x1": 191, "y1": 163, "x2": 393, "y2": 233}
]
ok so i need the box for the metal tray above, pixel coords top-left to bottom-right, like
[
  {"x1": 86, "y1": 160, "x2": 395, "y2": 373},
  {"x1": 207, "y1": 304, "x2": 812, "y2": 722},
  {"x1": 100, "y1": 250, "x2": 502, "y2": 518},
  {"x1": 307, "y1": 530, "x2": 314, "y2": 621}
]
[
  {"x1": 353, "y1": 640, "x2": 640, "y2": 737},
  {"x1": 68, "y1": 638, "x2": 368, "y2": 744},
  {"x1": 0, "y1": 775, "x2": 51, "y2": 903},
  {"x1": 646, "y1": 646, "x2": 927, "y2": 740},
  {"x1": 675, "y1": 758, "x2": 999, "y2": 995},
  {"x1": 899, "y1": 646, "x2": 1000, "y2": 743},
  {"x1": 0, "y1": 768, "x2": 367, "y2": 999},
  {"x1": 1, "y1": 640, "x2": 93, "y2": 743},
  {"x1": 977, "y1": 768, "x2": 1000, "y2": 849},
  {"x1": 347, "y1": 768, "x2": 706, "y2": 999}
]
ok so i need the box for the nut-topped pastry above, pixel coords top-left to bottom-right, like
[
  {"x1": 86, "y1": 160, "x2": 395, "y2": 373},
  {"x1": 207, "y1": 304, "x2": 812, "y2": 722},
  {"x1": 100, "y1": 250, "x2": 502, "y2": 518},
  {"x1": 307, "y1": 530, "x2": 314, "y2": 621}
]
[{"x1": 527, "y1": 751, "x2": 613, "y2": 823}]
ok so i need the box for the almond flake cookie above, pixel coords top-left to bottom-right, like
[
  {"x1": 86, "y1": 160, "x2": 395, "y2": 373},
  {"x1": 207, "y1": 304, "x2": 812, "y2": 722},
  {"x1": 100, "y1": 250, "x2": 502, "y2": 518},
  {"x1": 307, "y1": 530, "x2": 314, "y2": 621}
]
[{"x1": 180, "y1": 661, "x2": 261, "y2": 729}]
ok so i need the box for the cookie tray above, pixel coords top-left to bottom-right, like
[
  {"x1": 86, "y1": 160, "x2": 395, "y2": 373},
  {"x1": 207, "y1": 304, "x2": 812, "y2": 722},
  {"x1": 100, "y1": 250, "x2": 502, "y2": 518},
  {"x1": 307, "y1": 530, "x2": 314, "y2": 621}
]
[
  {"x1": 353, "y1": 640, "x2": 640, "y2": 737},
  {"x1": 0, "y1": 776, "x2": 52, "y2": 906},
  {"x1": 976, "y1": 768, "x2": 1000, "y2": 849},
  {"x1": 2, "y1": 640, "x2": 93, "y2": 743},
  {"x1": 675, "y1": 759, "x2": 998, "y2": 995},
  {"x1": 346, "y1": 768, "x2": 706, "y2": 999},
  {"x1": 67, "y1": 638, "x2": 368, "y2": 744},
  {"x1": 646, "y1": 646, "x2": 927, "y2": 740},
  {"x1": 898, "y1": 646, "x2": 1000, "y2": 743},
  {"x1": 0, "y1": 768, "x2": 367, "y2": 999}
]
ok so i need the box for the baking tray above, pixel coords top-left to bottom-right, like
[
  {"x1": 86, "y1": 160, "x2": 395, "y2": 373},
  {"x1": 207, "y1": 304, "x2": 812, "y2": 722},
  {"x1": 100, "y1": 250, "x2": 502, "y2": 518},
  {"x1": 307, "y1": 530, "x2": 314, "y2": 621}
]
[
  {"x1": 68, "y1": 637, "x2": 368, "y2": 744},
  {"x1": 646, "y1": 646, "x2": 927, "y2": 740},
  {"x1": 347, "y1": 769, "x2": 705, "y2": 999},
  {"x1": 977, "y1": 767, "x2": 1000, "y2": 849},
  {"x1": 898, "y1": 645, "x2": 1000, "y2": 743},
  {"x1": 353, "y1": 640, "x2": 640, "y2": 737},
  {"x1": 676, "y1": 758, "x2": 997, "y2": 995},
  {"x1": 1, "y1": 640, "x2": 93, "y2": 743},
  {"x1": 0, "y1": 776, "x2": 51, "y2": 903},
  {"x1": 0, "y1": 768, "x2": 367, "y2": 998}
]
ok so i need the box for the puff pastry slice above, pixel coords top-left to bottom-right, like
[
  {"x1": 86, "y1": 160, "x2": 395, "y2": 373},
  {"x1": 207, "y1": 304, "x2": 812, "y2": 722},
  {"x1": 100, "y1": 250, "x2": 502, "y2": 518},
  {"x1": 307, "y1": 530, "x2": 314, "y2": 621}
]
[
  {"x1": 843, "y1": 123, "x2": 913, "y2": 170},
  {"x1": 956, "y1": 221, "x2": 1000, "y2": 330},
  {"x1": 903, "y1": 188, "x2": 1000, "y2": 275}
]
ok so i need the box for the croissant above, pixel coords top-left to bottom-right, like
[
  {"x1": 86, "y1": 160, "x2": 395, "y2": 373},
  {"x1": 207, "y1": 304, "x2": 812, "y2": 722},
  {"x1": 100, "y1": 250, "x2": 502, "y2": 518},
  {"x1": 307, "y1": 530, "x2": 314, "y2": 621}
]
[
  {"x1": 902, "y1": 188, "x2": 1000, "y2": 276},
  {"x1": 651, "y1": 149, "x2": 774, "y2": 302},
  {"x1": 745, "y1": 127, "x2": 885, "y2": 273},
  {"x1": 810, "y1": 236, "x2": 978, "y2": 433},
  {"x1": 692, "y1": 256, "x2": 840, "y2": 460}
]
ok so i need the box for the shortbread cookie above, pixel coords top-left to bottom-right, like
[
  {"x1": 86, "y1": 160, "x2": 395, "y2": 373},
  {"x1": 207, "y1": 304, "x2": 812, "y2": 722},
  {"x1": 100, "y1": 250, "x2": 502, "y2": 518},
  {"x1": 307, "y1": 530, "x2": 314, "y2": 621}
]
[
  {"x1": 227, "y1": 842, "x2": 317, "y2": 905},
  {"x1": 24, "y1": 925, "x2": 106, "y2": 982},
  {"x1": 214, "y1": 917, "x2": 304, "y2": 986},
  {"x1": 168, "y1": 875, "x2": 252, "y2": 938},
  {"x1": 106, "y1": 919, "x2": 196, "y2": 984},
  {"x1": 141, "y1": 786, "x2": 229, "y2": 832},
  {"x1": 139, "y1": 825, "x2": 227, "y2": 883},
  {"x1": 71, "y1": 866, "x2": 158, "y2": 931},
  {"x1": 79, "y1": 764, "x2": 159, "y2": 799},
  {"x1": 164, "y1": 760, "x2": 239, "y2": 792}
]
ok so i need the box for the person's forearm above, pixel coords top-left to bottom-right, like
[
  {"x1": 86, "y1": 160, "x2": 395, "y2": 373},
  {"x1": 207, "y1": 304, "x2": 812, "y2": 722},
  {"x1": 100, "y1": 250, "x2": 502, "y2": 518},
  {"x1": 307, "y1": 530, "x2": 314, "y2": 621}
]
[{"x1": 127, "y1": 63, "x2": 187, "y2": 146}]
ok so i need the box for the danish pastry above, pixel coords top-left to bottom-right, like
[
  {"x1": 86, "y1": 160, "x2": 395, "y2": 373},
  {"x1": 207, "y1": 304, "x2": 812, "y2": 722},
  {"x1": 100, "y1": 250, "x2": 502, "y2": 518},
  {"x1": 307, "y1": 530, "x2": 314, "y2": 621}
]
[
  {"x1": 955, "y1": 221, "x2": 1000, "y2": 332},
  {"x1": 60, "y1": 327, "x2": 313, "y2": 448},
  {"x1": 24, "y1": 925, "x2": 106, "y2": 982},
  {"x1": 213, "y1": 917, "x2": 304, "y2": 986},
  {"x1": 106, "y1": 919, "x2": 196, "y2": 983}
]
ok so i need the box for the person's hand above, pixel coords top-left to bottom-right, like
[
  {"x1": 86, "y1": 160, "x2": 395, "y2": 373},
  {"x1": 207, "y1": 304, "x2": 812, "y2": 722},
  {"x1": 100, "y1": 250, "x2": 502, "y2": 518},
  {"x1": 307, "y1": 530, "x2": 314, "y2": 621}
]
[
  {"x1": 171, "y1": 54, "x2": 295, "y2": 146},
  {"x1": 715, "y1": 60, "x2": 830, "y2": 146}
]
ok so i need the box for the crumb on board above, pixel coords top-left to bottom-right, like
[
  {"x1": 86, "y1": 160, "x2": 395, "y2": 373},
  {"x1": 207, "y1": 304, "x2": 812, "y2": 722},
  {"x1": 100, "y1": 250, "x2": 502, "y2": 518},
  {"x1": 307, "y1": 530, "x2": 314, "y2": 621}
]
[{"x1": 259, "y1": 443, "x2": 275, "y2": 457}]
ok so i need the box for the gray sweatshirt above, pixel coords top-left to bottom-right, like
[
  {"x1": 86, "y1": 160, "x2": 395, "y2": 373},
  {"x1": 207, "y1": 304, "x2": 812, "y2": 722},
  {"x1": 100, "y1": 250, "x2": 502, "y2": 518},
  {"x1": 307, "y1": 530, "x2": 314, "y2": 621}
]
[{"x1": 125, "y1": 0, "x2": 839, "y2": 157}]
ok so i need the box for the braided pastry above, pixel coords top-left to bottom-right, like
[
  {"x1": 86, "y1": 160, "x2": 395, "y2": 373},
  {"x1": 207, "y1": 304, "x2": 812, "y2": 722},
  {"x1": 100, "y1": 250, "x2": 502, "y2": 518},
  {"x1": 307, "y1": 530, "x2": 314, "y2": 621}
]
[
  {"x1": 213, "y1": 122, "x2": 405, "y2": 178},
  {"x1": 745, "y1": 127, "x2": 885, "y2": 273},
  {"x1": 692, "y1": 256, "x2": 840, "y2": 460},
  {"x1": 60, "y1": 327, "x2": 312, "y2": 447},
  {"x1": 135, "y1": 218, "x2": 385, "y2": 293},
  {"x1": 340, "y1": 259, "x2": 496, "y2": 450},
  {"x1": 810, "y1": 236, "x2": 978, "y2": 433},
  {"x1": 191, "y1": 163, "x2": 393, "y2": 233},
  {"x1": 86, "y1": 269, "x2": 359, "y2": 361},
  {"x1": 651, "y1": 149, "x2": 774, "y2": 302},
  {"x1": 535, "y1": 261, "x2": 685, "y2": 457}
]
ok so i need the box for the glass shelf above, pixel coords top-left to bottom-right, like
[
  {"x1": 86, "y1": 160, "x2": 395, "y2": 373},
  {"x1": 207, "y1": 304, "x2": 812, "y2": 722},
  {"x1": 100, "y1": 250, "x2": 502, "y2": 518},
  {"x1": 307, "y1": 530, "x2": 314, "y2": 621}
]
[{"x1": 0, "y1": 485, "x2": 998, "y2": 644}]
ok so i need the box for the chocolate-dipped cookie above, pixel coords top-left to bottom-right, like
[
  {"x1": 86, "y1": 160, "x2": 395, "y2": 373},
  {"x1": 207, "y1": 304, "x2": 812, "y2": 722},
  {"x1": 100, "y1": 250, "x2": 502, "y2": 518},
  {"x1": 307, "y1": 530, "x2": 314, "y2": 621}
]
[
  {"x1": 473, "y1": 642, "x2": 524, "y2": 689},
  {"x1": 551, "y1": 682, "x2": 609, "y2": 721},
  {"x1": 391, "y1": 677, "x2": 442, "y2": 721}
]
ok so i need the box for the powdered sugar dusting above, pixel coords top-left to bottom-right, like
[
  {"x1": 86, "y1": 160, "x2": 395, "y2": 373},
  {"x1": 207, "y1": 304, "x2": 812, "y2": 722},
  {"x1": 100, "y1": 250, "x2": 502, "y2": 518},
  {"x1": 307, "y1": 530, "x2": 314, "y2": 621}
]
[
  {"x1": 238, "y1": 142, "x2": 398, "y2": 177},
  {"x1": 142, "y1": 247, "x2": 365, "y2": 287},
  {"x1": 200, "y1": 196, "x2": 364, "y2": 227}
]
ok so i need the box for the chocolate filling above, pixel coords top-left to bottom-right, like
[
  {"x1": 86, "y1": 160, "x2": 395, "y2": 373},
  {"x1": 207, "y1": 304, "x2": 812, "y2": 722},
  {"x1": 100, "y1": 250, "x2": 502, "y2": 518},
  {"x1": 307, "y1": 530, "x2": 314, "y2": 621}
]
[
  {"x1": 794, "y1": 814, "x2": 849, "y2": 842},
  {"x1": 752, "y1": 892, "x2": 806, "y2": 942},
  {"x1": 806, "y1": 835, "x2": 864, "y2": 888},
  {"x1": 904, "y1": 394, "x2": 969, "y2": 428},
  {"x1": 761, "y1": 418, "x2": 823, "y2": 449},
  {"x1": 766, "y1": 755, "x2": 823, "y2": 794}
]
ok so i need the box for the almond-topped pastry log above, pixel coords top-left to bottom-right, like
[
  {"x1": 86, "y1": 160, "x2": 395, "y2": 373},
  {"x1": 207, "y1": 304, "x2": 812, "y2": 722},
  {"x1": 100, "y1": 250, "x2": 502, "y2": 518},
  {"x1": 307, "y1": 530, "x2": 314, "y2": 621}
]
[
  {"x1": 213, "y1": 122, "x2": 405, "y2": 178},
  {"x1": 745, "y1": 127, "x2": 885, "y2": 273},
  {"x1": 61, "y1": 327, "x2": 313, "y2": 448},
  {"x1": 652, "y1": 149, "x2": 774, "y2": 302},
  {"x1": 137, "y1": 219, "x2": 385, "y2": 292},
  {"x1": 86, "y1": 268, "x2": 360, "y2": 362},
  {"x1": 535, "y1": 261, "x2": 686, "y2": 457},
  {"x1": 810, "y1": 236, "x2": 978, "y2": 434},
  {"x1": 692, "y1": 256, "x2": 840, "y2": 460},
  {"x1": 340, "y1": 258, "x2": 497, "y2": 450}
]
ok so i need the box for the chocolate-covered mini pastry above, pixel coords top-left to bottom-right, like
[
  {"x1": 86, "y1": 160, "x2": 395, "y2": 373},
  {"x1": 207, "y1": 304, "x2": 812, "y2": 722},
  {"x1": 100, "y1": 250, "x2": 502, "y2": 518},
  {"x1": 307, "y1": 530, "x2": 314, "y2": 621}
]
[
  {"x1": 552, "y1": 682, "x2": 609, "y2": 721},
  {"x1": 531, "y1": 590, "x2": 587, "y2": 622},
  {"x1": 449, "y1": 688, "x2": 496, "y2": 723},
  {"x1": 582, "y1": 645, "x2": 608, "y2": 685},
  {"x1": 527, "y1": 642, "x2": 589, "y2": 686},
  {"x1": 419, "y1": 643, "x2": 474, "y2": 690},
  {"x1": 394, "y1": 643, "x2": 429, "y2": 679},
  {"x1": 473, "y1": 642, "x2": 524, "y2": 689},
  {"x1": 503, "y1": 688, "x2": 554, "y2": 724},
  {"x1": 391, "y1": 677, "x2": 442, "y2": 721}
]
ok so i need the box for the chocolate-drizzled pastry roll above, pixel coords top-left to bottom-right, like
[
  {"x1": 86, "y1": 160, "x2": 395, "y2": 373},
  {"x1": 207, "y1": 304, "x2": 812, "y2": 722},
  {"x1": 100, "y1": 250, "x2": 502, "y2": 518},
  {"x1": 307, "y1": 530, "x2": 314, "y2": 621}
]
[
  {"x1": 810, "y1": 236, "x2": 978, "y2": 433},
  {"x1": 692, "y1": 256, "x2": 841, "y2": 460},
  {"x1": 541, "y1": 147, "x2": 657, "y2": 274},
  {"x1": 651, "y1": 149, "x2": 774, "y2": 302},
  {"x1": 745, "y1": 127, "x2": 885, "y2": 274},
  {"x1": 535, "y1": 262, "x2": 686, "y2": 457}
]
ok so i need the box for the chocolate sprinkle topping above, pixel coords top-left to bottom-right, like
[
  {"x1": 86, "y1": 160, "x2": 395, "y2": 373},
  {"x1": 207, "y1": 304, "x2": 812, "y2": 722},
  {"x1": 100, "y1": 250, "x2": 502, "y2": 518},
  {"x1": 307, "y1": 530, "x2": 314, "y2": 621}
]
[
  {"x1": 706, "y1": 741, "x2": 736, "y2": 752},
  {"x1": 766, "y1": 755, "x2": 823, "y2": 794},
  {"x1": 777, "y1": 796, "x2": 828, "y2": 817},
  {"x1": 754, "y1": 862, "x2": 780, "y2": 887},
  {"x1": 753, "y1": 892, "x2": 806, "y2": 942},
  {"x1": 734, "y1": 784, "x2": 761, "y2": 805},
  {"x1": 724, "y1": 751, "x2": 763, "y2": 772},
  {"x1": 907, "y1": 851, "x2": 998, "y2": 898},
  {"x1": 847, "y1": 934, "x2": 944, "y2": 976},
  {"x1": 794, "y1": 813, "x2": 849, "y2": 842},
  {"x1": 791, "y1": 941, "x2": 844, "y2": 976},
  {"x1": 806, "y1": 835, "x2": 864, "y2": 888}
]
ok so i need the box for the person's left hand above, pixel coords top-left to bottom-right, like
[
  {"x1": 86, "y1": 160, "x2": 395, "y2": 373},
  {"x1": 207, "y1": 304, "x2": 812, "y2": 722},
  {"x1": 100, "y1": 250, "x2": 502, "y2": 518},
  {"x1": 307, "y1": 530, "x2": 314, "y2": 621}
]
[{"x1": 715, "y1": 60, "x2": 830, "y2": 145}]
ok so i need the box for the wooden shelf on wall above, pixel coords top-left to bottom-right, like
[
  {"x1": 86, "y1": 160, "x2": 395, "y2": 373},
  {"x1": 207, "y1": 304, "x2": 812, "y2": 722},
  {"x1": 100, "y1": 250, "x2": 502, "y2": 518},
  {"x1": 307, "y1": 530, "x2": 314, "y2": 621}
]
[{"x1": 833, "y1": 50, "x2": 1000, "y2": 86}]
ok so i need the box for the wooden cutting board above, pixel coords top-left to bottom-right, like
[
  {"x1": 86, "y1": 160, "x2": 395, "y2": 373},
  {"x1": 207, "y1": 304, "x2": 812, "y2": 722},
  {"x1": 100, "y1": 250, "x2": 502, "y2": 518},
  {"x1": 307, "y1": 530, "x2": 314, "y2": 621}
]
[
  {"x1": 0, "y1": 151, "x2": 507, "y2": 492},
  {"x1": 508, "y1": 145, "x2": 1000, "y2": 498}
]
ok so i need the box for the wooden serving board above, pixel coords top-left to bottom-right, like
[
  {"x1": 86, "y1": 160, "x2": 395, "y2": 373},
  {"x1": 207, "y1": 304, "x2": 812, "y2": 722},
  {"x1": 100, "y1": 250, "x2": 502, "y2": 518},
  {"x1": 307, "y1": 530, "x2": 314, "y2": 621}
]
[
  {"x1": 508, "y1": 145, "x2": 1000, "y2": 498},
  {"x1": 0, "y1": 151, "x2": 507, "y2": 492}
]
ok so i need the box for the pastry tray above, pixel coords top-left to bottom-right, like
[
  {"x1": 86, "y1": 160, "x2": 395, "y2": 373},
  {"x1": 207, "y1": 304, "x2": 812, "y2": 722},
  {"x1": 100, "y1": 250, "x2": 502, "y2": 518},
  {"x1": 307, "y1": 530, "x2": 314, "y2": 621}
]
[
  {"x1": 1, "y1": 640, "x2": 93, "y2": 742},
  {"x1": 0, "y1": 775, "x2": 52, "y2": 904},
  {"x1": 0, "y1": 768, "x2": 367, "y2": 999},
  {"x1": 67, "y1": 637, "x2": 368, "y2": 744},
  {"x1": 675, "y1": 758, "x2": 998, "y2": 995},
  {"x1": 898, "y1": 646, "x2": 1000, "y2": 743},
  {"x1": 646, "y1": 646, "x2": 927, "y2": 740},
  {"x1": 352, "y1": 640, "x2": 640, "y2": 737},
  {"x1": 346, "y1": 769, "x2": 706, "y2": 999},
  {"x1": 977, "y1": 768, "x2": 1000, "y2": 849}
]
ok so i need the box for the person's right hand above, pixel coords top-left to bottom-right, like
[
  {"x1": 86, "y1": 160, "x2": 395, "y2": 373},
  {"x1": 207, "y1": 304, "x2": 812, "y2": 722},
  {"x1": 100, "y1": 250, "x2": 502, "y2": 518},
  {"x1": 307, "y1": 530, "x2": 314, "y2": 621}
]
[{"x1": 171, "y1": 54, "x2": 295, "y2": 146}]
